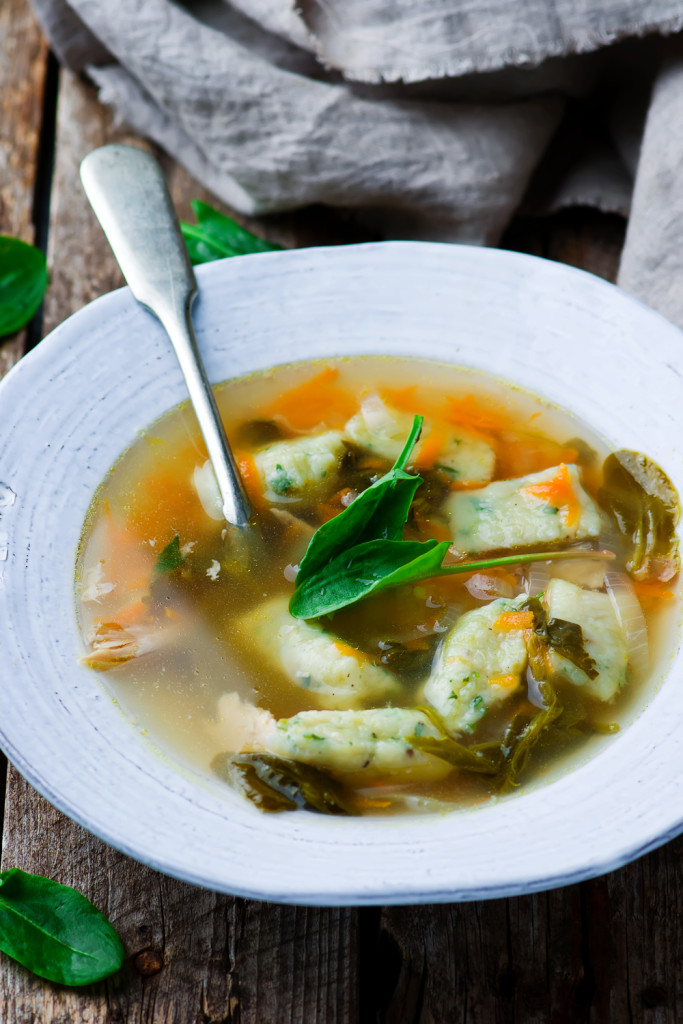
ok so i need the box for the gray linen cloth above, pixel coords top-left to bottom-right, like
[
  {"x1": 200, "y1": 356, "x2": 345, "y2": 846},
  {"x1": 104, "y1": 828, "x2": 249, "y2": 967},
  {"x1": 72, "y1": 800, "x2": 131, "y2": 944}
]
[{"x1": 28, "y1": 0, "x2": 683, "y2": 325}]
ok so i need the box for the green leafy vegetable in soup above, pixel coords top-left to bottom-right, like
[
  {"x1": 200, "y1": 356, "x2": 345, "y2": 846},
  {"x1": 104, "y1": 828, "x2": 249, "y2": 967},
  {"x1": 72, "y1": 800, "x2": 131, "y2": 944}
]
[
  {"x1": 76, "y1": 357, "x2": 680, "y2": 816},
  {"x1": 599, "y1": 450, "x2": 680, "y2": 582}
]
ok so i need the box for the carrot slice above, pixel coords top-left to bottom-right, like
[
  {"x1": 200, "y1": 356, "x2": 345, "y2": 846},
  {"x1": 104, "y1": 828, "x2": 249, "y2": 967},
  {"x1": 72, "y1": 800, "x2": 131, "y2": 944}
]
[
  {"x1": 332, "y1": 641, "x2": 368, "y2": 662},
  {"x1": 444, "y1": 394, "x2": 508, "y2": 432},
  {"x1": 489, "y1": 673, "x2": 520, "y2": 688},
  {"x1": 235, "y1": 451, "x2": 265, "y2": 508},
  {"x1": 492, "y1": 611, "x2": 535, "y2": 632},
  {"x1": 264, "y1": 368, "x2": 356, "y2": 431},
  {"x1": 380, "y1": 385, "x2": 420, "y2": 415},
  {"x1": 631, "y1": 580, "x2": 675, "y2": 606},
  {"x1": 523, "y1": 463, "x2": 580, "y2": 527},
  {"x1": 100, "y1": 600, "x2": 149, "y2": 627},
  {"x1": 415, "y1": 424, "x2": 450, "y2": 470}
]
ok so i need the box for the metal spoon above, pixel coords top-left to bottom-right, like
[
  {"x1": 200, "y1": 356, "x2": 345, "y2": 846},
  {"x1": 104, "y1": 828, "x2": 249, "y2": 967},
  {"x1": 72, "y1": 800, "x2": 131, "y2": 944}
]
[{"x1": 80, "y1": 144, "x2": 251, "y2": 528}]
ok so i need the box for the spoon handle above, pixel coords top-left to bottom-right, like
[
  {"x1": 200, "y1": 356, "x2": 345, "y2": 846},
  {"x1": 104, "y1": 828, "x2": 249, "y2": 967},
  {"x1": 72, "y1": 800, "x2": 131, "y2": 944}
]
[{"x1": 80, "y1": 144, "x2": 251, "y2": 528}]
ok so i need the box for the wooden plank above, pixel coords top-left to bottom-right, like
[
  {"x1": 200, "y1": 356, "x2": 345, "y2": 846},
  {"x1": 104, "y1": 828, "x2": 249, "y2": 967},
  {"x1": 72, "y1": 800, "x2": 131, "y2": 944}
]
[
  {"x1": 374, "y1": 842, "x2": 683, "y2": 1024},
  {"x1": 41, "y1": 69, "x2": 138, "y2": 336},
  {"x1": 0, "y1": 0, "x2": 49, "y2": 375},
  {"x1": 2, "y1": 66, "x2": 359, "y2": 1022}
]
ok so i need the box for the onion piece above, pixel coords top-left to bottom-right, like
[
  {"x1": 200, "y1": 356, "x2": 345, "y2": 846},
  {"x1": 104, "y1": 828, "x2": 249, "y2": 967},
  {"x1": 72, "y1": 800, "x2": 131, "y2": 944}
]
[
  {"x1": 604, "y1": 570, "x2": 649, "y2": 678},
  {"x1": 193, "y1": 460, "x2": 223, "y2": 521},
  {"x1": 465, "y1": 572, "x2": 514, "y2": 601},
  {"x1": 551, "y1": 558, "x2": 607, "y2": 589},
  {"x1": 526, "y1": 560, "x2": 551, "y2": 597}
]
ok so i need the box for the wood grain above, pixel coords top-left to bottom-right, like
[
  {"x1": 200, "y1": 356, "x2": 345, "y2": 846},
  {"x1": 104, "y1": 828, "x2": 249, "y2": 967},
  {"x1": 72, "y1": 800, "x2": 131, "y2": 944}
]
[
  {"x1": 2, "y1": 62, "x2": 360, "y2": 1023},
  {"x1": 1, "y1": 768, "x2": 358, "y2": 1023},
  {"x1": 41, "y1": 69, "x2": 137, "y2": 336},
  {"x1": 0, "y1": 0, "x2": 49, "y2": 374}
]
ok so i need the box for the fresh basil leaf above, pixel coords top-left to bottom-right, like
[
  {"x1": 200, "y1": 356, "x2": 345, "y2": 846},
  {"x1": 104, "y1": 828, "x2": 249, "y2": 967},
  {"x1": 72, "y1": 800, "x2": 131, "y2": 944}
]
[
  {"x1": 291, "y1": 415, "x2": 616, "y2": 619},
  {"x1": 154, "y1": 534, "x2": 184, "y2": 574},
  {"x1": 0, "y1": 236, "x2": 47, "y2": 336},
  {"x1": 291, "y1": 542, "x2": 615, "y2": 620},
  {"x1": 180, "y1": 200, "x2": 281, "y2": 265},
  {"x1": 522, "y1": 596, "x2": 598, "y2": 680},
  {"x1": 213, "y1": 753, "x2": 355, "y2": 815},
  {"x1": 290, "y1": 538, "x2": 449, "y2": 618},
  {"x1": 0, "y1": 868, "x2": 124, "y2": 985},
  {"x1": 295, "y1": 415, "x2": 424, "y2": 584},
  {"x1": 599, "y1": 450, "x2": 680, "y2": 581}
]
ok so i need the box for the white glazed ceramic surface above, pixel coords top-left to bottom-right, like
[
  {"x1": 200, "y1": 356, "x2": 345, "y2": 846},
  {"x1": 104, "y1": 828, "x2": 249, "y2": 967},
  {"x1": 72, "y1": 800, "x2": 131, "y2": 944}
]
[{"x1": 1, "y1": 242, "x2": 682, "y2": 904}]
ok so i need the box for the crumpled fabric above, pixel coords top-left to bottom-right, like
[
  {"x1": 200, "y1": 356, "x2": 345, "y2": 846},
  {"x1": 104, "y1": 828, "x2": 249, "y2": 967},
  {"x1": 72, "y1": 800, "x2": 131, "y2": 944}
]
[{"x1": 28, "y1": 0, "x2": 683, "y2": 325}]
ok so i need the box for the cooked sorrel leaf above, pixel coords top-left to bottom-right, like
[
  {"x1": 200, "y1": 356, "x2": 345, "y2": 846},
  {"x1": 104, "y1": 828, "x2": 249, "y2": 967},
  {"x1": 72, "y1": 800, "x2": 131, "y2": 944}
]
[
  {"x1": 521, "y1": 597, "x2": 598, "y2": 680},
  {"x1": 599, "y1": 450, "x2": 680, "y2": 581},
  {"x1": 408, "y1": 468, "x2": 450, "y2": 525},
  {"x1": 233, "y1": 418, "x2": 283, "y2": 448},
  {"x1": 376, "y1": 640, "x2": 436, "y2": 679},
  {"x1": 545, "y1": 618, "x2": 598, "y2": 679},
  {"x1": 214, "y1": 753, "x2": 355, "y2": 815},
  {"x1": 154, "y1": 534, "x2": 185, "y2": 574},
  {"x1": 410, "y1": 735, "x2": 502, "y2": 774},
  {"x1": 0, "y1": 868, "x2": 124, "y2": 985},
  {"x1": 412, "y1": 684, "x2": 603, "y2": 791},
  {"x1": 180, "y1": 200, "x2": 281, "y2": 265},
  {"x1": 565, "y1": 437, "x2": 598, "y2": 464},
  {"x1": 498, "y1": 682, "x2": 563, "y2": 791},
  {"x1": 0, "y1": 236, "x2": 47, "y2": 336}
]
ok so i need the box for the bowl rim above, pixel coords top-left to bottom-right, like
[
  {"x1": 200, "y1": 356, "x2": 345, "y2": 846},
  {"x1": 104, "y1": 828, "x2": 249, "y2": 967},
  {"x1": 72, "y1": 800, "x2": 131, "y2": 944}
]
[{"x1": 1, "y1": 239, "x2": 683, "y2": 904}]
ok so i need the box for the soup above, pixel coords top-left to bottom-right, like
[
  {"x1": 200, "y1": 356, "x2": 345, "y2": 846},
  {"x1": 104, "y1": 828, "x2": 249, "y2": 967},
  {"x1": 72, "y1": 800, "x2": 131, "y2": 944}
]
[{"x1": 76, "y1": 358, "x2": 680, "y2": 815}]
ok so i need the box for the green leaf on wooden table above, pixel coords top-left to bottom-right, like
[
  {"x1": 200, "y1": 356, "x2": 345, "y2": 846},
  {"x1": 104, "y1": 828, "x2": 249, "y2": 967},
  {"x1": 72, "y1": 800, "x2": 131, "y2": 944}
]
[
  {"x1": 295, "y1": 415, "x2": 424, "y2": 586},
  {"x1": 598, "y1": 450, "x2": 680, "y2": 582},
  {"x1": 0, "y1": 236, "x2": 47, "y2": 337},
  {"x1": 180, "y1": 200, "x2": 282, "y2": 265},
  {"x1": 0, "y1": 868, "x2": 124, "y2": 985},
  {"x1": 154, "y1": 534, "x2": 185, "y2": 574}
]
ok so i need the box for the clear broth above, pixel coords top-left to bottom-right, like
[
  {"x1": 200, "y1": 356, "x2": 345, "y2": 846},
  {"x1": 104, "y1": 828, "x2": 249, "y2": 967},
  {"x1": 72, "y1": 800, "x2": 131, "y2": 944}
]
[{"x1": 76, "y1": 357, "x2": 680, "y2": 814}]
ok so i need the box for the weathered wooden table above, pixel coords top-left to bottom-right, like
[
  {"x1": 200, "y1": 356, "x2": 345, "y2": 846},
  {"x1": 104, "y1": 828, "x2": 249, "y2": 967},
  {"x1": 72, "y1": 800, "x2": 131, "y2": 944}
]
[{"x1": 2, "y1": 2, "x2": 682, "y2": 1020}]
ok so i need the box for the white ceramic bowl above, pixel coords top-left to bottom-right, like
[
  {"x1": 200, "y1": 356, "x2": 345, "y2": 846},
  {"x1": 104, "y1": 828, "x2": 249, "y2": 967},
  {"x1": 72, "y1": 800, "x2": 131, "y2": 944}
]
[{"x1": 1, "y1": 242, "x2": 682, "y2": 904}]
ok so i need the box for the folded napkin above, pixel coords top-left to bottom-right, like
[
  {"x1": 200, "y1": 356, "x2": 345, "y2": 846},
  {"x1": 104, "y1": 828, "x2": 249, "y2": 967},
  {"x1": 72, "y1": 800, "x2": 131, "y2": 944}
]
[{"x1": 29, "y1": 0, "x2": 683, "y2": 326}]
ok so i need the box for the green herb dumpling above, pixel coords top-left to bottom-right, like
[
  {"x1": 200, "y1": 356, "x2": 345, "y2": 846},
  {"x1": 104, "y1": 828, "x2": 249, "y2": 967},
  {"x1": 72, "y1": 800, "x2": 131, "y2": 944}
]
[
  {"x1": 242, "y1": 597, "x2": 401, "y2": 708},
  {"x1": 253, "y1": 431, "x2": 346, "y2": 501},
  {"x1": 263, "y1": 708, "x2": 449, "y2": 780},
  {"x1": 424, "y1": 597, "x2": 528, "y2": 736},
  {"x1": 543, "y1": 579, "x2": 629, "y2": 700},
  {"x1": 447, "y1": 463, "x2": 602, "y2": 554},
  {"x1": 345, "y1": 393, "x2": 495, "y2": 483}
]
